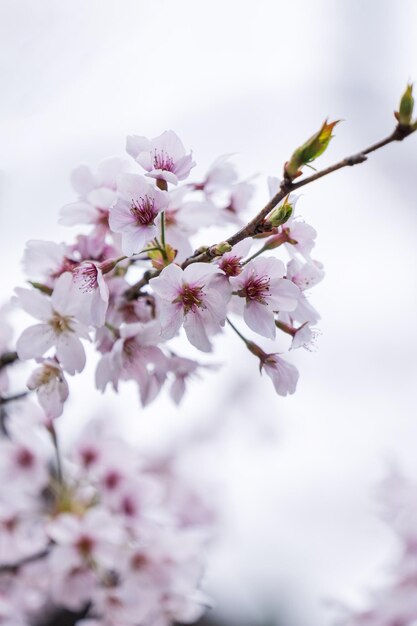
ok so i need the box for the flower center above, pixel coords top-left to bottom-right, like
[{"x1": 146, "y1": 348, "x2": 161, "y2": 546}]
[
  {"x1": 38, "y1": 364, "x2": 61, "y2": 386},
  {"x1": 219, "y1": 256, "x2": 242, "y2": 277},
  {"x1": 75, "y1": 534, "x2": 95, "y2": 558},
  {"x1": 73, "y1": 262, "x2": 98, "y2": 293},
  {"x1": 130, "y1": 195, "x2": 158, "y2": 226},
  {"x1": 49, "y1": 312, "x2": 73, "y2": 334},
  {"x1": 174, "y1": 284, "x2": 205, "y2": 314},
  {"x1": 15, "y1": 447, "x2": 34, "y2": 469},
  {"x1": 153, "y1": 149, "x2": 174, "y2": 172},
  {"x1": 239, "y1": 275, "x2": 270, "y2": 303}
]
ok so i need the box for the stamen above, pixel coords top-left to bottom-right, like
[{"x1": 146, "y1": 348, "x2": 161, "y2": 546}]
[
  {"x1": 239, "y1": 275, "x2": 270, "y2": 303},
  {"x1": 130, "y1": 195, "x2": 158, "y2": 226},
  {"x1": 73, "y1": 262, "x2": 98, "y2": 293},
  {"x1": 153, "y1": 149, "x2": 175, "y2": 172},
  {"x1": 174, "y1": 284, "x2": 205, "y2": 314}
]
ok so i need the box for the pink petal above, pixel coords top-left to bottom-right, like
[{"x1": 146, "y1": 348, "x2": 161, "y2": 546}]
[{"x1": 243, "y1": 301, "x2": 276, "y2": 339}]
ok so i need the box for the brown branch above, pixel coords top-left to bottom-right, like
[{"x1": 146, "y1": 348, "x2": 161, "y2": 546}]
[{"x1": 124, "y1": 123, "x2": 415, "y2": 299}]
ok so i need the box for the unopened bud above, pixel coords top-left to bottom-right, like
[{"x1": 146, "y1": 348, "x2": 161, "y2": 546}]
[
  {"x1": 213, "y1": 241, "x2": 232, "y2": 255},
  {"x1": 268, "y1": 198, "x2": 293, "y2": 227},
  {"x1": 395, "y1": 83, "x2": 414, "y2": 126},
  {"x1": 284, "y1": 119, "x2": 339, "y2": 181},
  {"x1": 148, "y1": 244, "x2": 177, "y2": 270}
]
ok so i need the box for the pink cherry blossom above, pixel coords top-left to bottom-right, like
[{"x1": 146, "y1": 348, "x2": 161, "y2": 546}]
[
  {"x1": 22, "y1": 240, "x2": 77, "y2": 287},
  {"x1": 72, "y1": 260, "x2": 110, "y2": 327},
  {"x1": 27, "y1": 358, "x2": 69, "y2": 418},
  {"x1": 261, "y1": 353, "x2": 299, "y2": 396},
  {"x1": 59, "y1": 157, "x2": 128, "y2": 234},
  {"x1": 150, "y1": 263, "x2": 227, "y2": 352},
  {"x1": 230, "y1": 257, "x2": 300, "y2": 339},
  {"x1": 109, "y1": 174, "x2": 169, "y2": 255},
  {"x1": 96, "y1": 321, "x2": 167, "y2": 405},
  {"x1": 127, "y1": 130, "x2": 195, "y2": 185},
  {"x1": 16, "y1": 272, "x2": 90, "y2": 374}
]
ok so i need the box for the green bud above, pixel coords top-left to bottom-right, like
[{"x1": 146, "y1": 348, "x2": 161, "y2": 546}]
[
  {"x1": 214, "y1": 241, "x2": 232, "y2": 255},
  {"x1": 268, "y1": 198, "x2": 293, "y2": 227},
  {"x1": 395, "y1": 83, "x2": 414, "y2": 126},
  {"x1": 284, "y1": 119, "x2": 340, "y2": 180}
]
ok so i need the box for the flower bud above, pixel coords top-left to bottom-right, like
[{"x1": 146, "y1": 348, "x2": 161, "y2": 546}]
[
  {"x1": 213, "y1": 241, "x2": 232, "y2": 255},
  {"x1": 268, "y1": 197, "x2": 293, "y2": 227},
  {"x1": 284, "y1": 119, "x2": 339, "y2": 180},
  {"x1": 395, "y1": 83, "x2": 414, "y2": 126},
  {"x1": 148, "y1": 244, "x2": 177, "y2": 270}
]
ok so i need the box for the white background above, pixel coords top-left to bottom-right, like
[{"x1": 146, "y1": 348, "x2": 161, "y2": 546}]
[{"x1": 1, "y1": 2, "x2": 417, "y2": 625}]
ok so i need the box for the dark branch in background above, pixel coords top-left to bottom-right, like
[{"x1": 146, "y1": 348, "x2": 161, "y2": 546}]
[
  {"x1": 0, "y1": 548, "x2": 50, "y2": 574},
  {"x1": 0, "y1": 351, "x2": 18, "y2": 370},
  {"x1": 124, "y1": 123, "x2": 415, "y2": 300},
  {"x1": 0, "y1": 391, "x2": 29, "y2": 405}
]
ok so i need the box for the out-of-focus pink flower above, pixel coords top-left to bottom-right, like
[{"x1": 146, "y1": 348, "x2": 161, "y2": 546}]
[
  {"x1": 27, "y1": 359, "x2": 69, "y2": 418},
  {"x1": 59, "y1": 157, "x2": 128, "y2": 234},
  {"x1": 127, "y1": 130, "x2": 195, "y2": 185}
]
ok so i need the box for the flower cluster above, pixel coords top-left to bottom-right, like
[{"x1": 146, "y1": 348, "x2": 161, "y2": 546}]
[
  {"x1": 12, "y1": 130, "x2": 323, "y2": 419},
  {"x1": 0, "y1": 408, "x2": 212, "y2": 626}
]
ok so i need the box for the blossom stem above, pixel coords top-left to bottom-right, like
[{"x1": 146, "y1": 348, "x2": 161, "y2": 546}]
[
  {"x1": 48, "y1": 422, "x2": 64, "y2": 485},
  {"x1": 160, "y1": 211, "x2": 166, "y2": 250},
  {"x1": 226, "y1": 317, "x2": 251, "y2": 346},
  {"x1": 275, "y1": 320, "x2": 296, "y2": 336}
]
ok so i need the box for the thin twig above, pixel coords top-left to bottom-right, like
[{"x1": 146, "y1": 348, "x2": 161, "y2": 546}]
[{"x1": 124, "y1": 123, "x2": 415, "y2": 299}]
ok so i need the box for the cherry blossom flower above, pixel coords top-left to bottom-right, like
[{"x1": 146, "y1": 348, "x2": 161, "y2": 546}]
[
  {"x1": 59, "y1": 157, "x2": 128, "y2": 234},
  {"x1": 22, "y1": 240, "x2": 77, "y2": 287},
  {"x1": 127, "y1": 130, "x2": 195, "y2": 185},
  {"x1": 96, "y1": 321, "x2": 168, "y2": 405},
  {"x1": 150, "y1": 263, "x2": 227, "y2": 352},
  {"x1": 197, "y1": 154, "x2": 238, "y2": 195},
  {"x1": 261, "y1": 353, "x2": 299, "y2": 396},
  {"x1": 16, "y1": 272, "x2": 90, "y2": 374},
  {"x1": 167, "y1": 355, "x2": 215, "y2": 405},
  {"x1": 72, "y1": 260, "x2": 110, "y2": 327},
  {"x1": 109, "y1": 174, "x2": 169, "y2": 255},
  {"x1": 0, "y1": 423, "x2": 49, "y2": 491},
  {"x1": 230, "y1": 257, "x2": 300, "y2": 339},
  {"x1": 27, "y1": 358, "x2": 69, "y2": 418}
]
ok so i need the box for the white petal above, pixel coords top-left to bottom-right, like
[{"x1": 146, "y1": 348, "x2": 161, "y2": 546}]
[
  {"x1": 56, "y1": 333, "x2": 86, "y2": 375},
  {"x1": 243, "y1": 301, "x2": 276, "y2": 339},
  {"x1": 15, "y1": 287, "x2": 52, "y2": 321},
  {"x1": 16, "y1": 324, "x2": 55, "y2": 360},
  {"x1": 184, "y1": 312, "x2": 212, "y2": 352}
]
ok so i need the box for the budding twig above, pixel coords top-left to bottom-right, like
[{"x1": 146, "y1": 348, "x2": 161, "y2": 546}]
[{"x1": 124, "y1": 123, "x2": 415, "y2": 300}]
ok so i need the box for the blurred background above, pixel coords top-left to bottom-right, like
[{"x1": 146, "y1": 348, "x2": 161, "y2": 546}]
[{"x1": 1, "y1": 1, "x2": 417, "y2": 625}]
